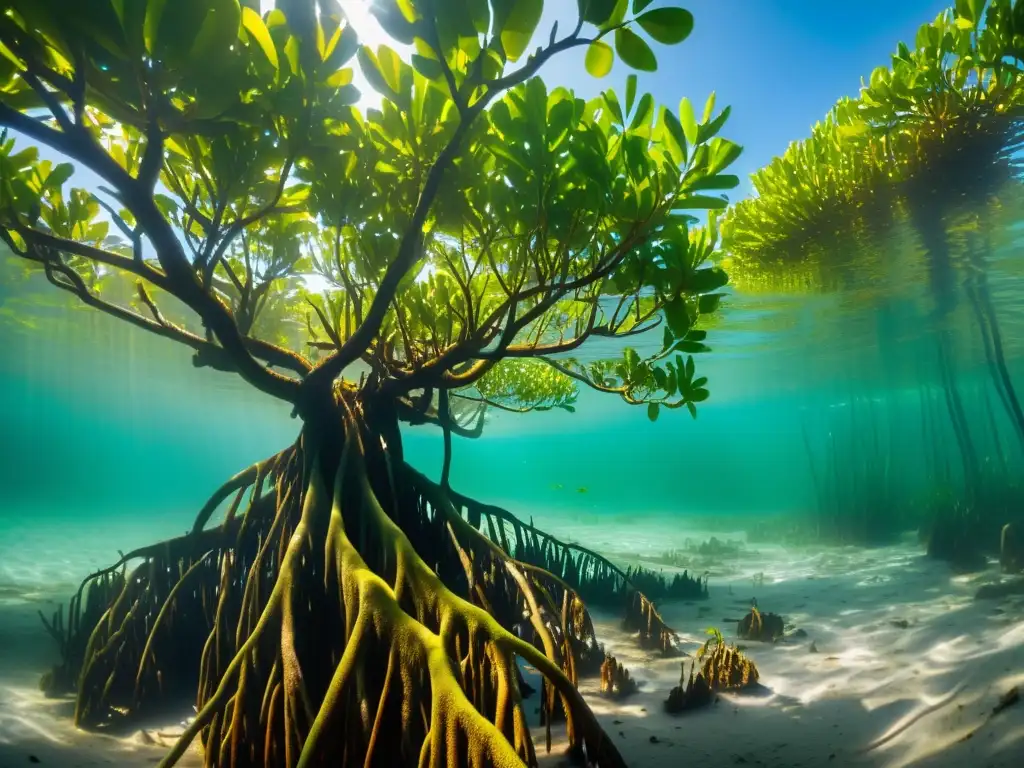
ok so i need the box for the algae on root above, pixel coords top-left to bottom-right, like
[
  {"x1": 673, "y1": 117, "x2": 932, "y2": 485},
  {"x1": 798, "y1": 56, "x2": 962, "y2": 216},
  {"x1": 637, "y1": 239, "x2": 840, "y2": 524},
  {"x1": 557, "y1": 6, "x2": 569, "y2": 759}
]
[
  {"x1": 664, "y1": 628, "x2": 760, "y2": 714},
  {"x1": 599, "y1": 654, "x2": 638, "y2": 700},
  {"x1": 51, "y1": 409, "x2": 628, "y2": 767}
]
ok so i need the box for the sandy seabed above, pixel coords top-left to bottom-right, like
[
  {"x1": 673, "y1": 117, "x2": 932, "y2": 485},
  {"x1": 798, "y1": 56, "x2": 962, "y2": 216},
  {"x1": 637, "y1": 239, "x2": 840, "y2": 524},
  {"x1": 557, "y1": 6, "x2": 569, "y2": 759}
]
[{"x1": 1, "y1": 517, "x2": 1022, "y2": 768}]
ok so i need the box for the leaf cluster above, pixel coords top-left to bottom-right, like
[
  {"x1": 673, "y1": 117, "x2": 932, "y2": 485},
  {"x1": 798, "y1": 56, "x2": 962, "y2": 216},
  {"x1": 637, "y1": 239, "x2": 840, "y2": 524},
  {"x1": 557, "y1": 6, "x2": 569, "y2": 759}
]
[
  {"x1": 0, "y1": 0, "x2": 741, "y2": 425},
  {"x1": 722, "y1": 0, "x2": 1024, "y2": 277}
]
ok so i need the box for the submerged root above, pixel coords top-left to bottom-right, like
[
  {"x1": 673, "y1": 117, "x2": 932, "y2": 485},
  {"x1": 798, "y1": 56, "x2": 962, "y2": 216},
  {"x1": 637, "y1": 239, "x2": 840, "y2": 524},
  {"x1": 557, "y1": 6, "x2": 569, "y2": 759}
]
[
  {"x1": 663, "y1": 661, "x2": 713, "y2": 714},
  {"x1": 737, "y1": 604, "x2": 784, "y2": 643},
  {"x1": 446, "y1": 489, "x2": 682, "y2": 656},
  {"x1": 664, "y1": 629, "x2": 759, "y2": 714},
  {"x1": 623, "y1": 566, "x2": 708, "y2": 602},
  {"x1": 52, "y1": 404, "x2": 625, "y2": 767},
  {"x1": 696, "y1": 629, "x2": 759, "y2": 692},
  {"x1": 39, "y1": 569, "x2": 125, "y2": 697},
  {"x1": 598, "y1": 655, "x2": 637, "y2": 700},
  {"x1": 624, "y1": 592, "x2": 679, "y2": 655}
]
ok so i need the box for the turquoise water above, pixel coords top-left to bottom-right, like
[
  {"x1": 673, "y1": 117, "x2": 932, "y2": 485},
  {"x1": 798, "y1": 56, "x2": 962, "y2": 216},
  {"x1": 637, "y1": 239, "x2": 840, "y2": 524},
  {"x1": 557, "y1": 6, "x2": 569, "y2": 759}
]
[
  {"x1": 3, "y1": 179, "x2": 1024, "y2": 548},
  {"x1": 2, "y1": 168, "x2": 1024, "y2": 768},
  {"x1": 0, "y1": 271, "x2": 817, "y2": 533}
]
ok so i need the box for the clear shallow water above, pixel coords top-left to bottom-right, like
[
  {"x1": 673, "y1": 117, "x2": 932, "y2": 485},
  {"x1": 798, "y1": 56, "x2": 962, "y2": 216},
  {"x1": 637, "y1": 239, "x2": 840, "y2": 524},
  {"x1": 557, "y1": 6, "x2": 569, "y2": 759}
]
[
  {"x1": 1, "y1": 182, "x2": 1024, "y2": 768},
  {"x1": 2, "y1": 179, "x2": 1024, "y2": 546}
]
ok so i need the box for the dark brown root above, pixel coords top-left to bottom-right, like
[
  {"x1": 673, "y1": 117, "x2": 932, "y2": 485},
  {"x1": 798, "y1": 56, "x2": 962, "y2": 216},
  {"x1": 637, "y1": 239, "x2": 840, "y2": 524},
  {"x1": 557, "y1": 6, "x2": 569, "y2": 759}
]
[
  {"x1": 737, "y1": 605, "x2": 784, "y2": 643},
  {"x1": 624, "y1": 566, "x2": 709, "y2": 602},
  {"x1": 38, "y1": 569, "x2": 125, "y2": 698},
  {"x1": 447, "y1": 489, "x2": 683, "y2": 656},
  {"x1": 42, "y1": 401, "x2": 627, "y2": 767},
  {"x1": 663, "y1": 662, "x2": 712, "y2": 714}
]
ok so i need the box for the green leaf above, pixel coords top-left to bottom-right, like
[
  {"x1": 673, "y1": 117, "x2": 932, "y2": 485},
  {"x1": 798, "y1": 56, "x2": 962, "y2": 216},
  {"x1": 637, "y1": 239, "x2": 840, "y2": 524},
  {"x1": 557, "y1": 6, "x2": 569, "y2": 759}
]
[
  {"x1": 580, "y1": 0, "x2": 620, "y2": 25},
  {"x1": 284, "y1": 35, "x2": 301, "y2": 73},
  {"x1": 678, "y1": 96, "x2": 698, "y2": 146},
  {"x1": 615, "y1": 27, "x2": 657, "y2": 72},
  {"x1": 636, "y1": 7, "x2": 694, "y2": 45},
  {"x1": 647, "y1": 401, "x2": 660, "y2": 421},
  {"x1": 43, "y1": 163, "x2": 74, "y2": 191},
  {"x1": 673, "y1": 340, "x2": 711, "y2": 354},
  {"x1": 496, "y1": 0, "x2": 543, "y2": 62},
  {"x1": 663, "y1": 296, "x2": 690, "y2": 335},
  {"x1": 632, "y1": 0, "x2": 656, "y2": 12},
  {"x1": 625, "y1": 73, "x2": 637, "y2": 116},
  {"x1": 411, "y1": 53, "x2": 444, "y2": 79},
  {"x1": 697, "y1": 105, "x2": 731, "y2": 144},
  {"x1": 628, "y1": 92, "x2": 653, "y2": 131},
  {"x1": 321, "y1": 23, "x2": 359, "y2": 72},
  {"x1": 369, "y1": 1, "x2": 418, "y2": 44},
  {"x1": 686, "y1": 173, "x2": 739, "y2": 191},
  {"x1": 692, "y1": 269, "x2": 728, "y2": 292},
  {"x1": 242, "y1": 7, "x2": 278, "y2": 69},
  {"x1": 143, "y1": 0, "x2": 169, "y2": 55},
  {"x1": 686, "y1": 401, "x2": 697, "y2": 419},
  {"x1": 602, "y1": 90, "x2": 624, "y2": 125},
  {"x1": 189, "y1": 0, "x2": 242, "y2": 72},
  {"x1": 706, "y1": 138, "x2": 743, "y2": 175},
  {"x1": 702, "y1": 91, "x2": 717, "y2": 123},
  {"x1": 690, "y1": 387, "x2": 709, "y2": 402},
  {"x1": 585, "y1": 41, "x2": 614, "y2": 78},
  {"x1": 357, "y1": 45, "x2": 411, "y2": 108},
  {"x1": 698, "y1": 292, "x2": 724, "y2": 313},
  {"x1": 662, "y1": 108, "x2": 688, "y2": 164},
  {"x1": 674, "y1": 195, "x2": 728, "y2": 210}
]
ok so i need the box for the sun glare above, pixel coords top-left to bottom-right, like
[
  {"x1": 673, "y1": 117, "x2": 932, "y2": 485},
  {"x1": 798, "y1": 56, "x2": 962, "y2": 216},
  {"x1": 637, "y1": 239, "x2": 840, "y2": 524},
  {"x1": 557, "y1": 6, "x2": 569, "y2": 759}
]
[{"x1": 258, "y1": 0, "x2": 400, "y2": 109}]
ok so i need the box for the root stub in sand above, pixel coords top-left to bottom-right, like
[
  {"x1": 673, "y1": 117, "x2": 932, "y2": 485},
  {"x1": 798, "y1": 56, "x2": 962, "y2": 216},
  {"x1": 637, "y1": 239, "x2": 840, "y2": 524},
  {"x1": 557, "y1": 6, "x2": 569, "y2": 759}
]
[
  {"x1": 664, "y1": 628, "x2": 760, "y2": 714},
  {"x1": 38, "y1": 402, "x2": 693, "y2": 768},
  {"x1": 599, "y1": 655, "x2": 638, "y2": 700},
  {"x1": 737, "y1": 603, "x2": 785, "y2": 642}
]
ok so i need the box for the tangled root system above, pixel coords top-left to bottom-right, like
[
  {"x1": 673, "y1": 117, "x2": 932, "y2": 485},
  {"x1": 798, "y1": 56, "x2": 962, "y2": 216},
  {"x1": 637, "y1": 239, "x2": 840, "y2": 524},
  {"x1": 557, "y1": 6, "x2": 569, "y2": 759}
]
[
  {"x1": 42, "y1": 401, "x2": 630, "y2": 767},
  {"x1": 447, "y1": 492, "x2": 683, "y2": 657}
]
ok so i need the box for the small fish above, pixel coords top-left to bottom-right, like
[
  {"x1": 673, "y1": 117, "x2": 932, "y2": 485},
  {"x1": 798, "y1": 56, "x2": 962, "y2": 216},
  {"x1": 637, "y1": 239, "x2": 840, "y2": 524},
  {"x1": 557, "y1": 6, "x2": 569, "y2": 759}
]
[
  {"x1": 576, "y1": 486, "x2": 588, "y2": 494},
  {"x1": 550, "y1": 483, "x2": 564, "y2": 491}
]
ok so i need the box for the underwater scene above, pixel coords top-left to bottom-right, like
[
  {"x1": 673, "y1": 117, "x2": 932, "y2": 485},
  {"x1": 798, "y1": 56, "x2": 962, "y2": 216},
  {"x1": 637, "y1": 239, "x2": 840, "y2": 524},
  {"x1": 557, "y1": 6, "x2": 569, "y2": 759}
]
[{"x1": 1, "y1": 0, "x2": 1023, "y2": 766}]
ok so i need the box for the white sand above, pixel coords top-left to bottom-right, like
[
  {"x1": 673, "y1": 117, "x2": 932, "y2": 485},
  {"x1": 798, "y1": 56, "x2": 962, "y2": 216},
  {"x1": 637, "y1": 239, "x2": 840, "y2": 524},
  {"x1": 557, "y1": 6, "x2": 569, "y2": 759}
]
[
  {"x1": 0, "y1": 518, "x2": 200, "y2": 767},
  {"x1": 1, "y1": 520, "x2": 1022, "y2": 767},
  {"x1": 535, "y1": 535, "x2": 1024, "y2": 768}
]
